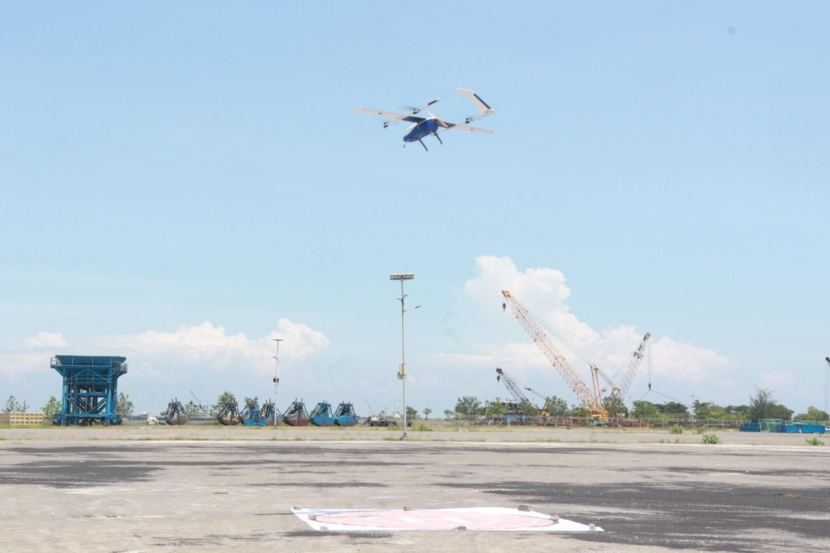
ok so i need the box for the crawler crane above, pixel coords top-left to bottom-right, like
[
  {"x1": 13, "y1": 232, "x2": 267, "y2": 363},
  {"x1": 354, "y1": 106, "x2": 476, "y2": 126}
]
[{"x1": 495, "y1": 367, "x2": 549, "y2": 418}]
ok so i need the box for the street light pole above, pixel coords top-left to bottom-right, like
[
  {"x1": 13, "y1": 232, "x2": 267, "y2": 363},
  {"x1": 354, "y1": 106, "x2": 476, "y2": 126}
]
[
  {"x1": 390, "y1": 273, "x2": 419, "y2": 440},
  {"x1": 272, "y1": 338, "x2": 284, "y2": 426}
]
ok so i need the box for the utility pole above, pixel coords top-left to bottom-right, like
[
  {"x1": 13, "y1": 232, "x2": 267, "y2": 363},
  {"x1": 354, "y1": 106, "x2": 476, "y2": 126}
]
[
  {"x1": 272, "y1": 338, "x2": 284, "y2": 426},
  {"x1": 390, "y1": 273, "x2": 419, "y2": 440},
  {"x1": 825, "y1": 357, "x2": 829, "y2": 414}
]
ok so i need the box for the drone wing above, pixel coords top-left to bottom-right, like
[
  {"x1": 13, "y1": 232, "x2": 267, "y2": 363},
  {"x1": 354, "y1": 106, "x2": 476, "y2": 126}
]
[
  {"x1": 438, "y1": 123, "x2": 495, "y2": 135},
  {"x1": 454, "y1": 88, "x2": 495, "y2": 124},
  {"x1": 357, "y1": 88, "x2": 494, "y2": 134},
  {"x1": 355, "y1": 108, "x2": 425, "y2": 129},
  {"x1": 434, "y1": 88, "x2": 495, "y2": 136}
]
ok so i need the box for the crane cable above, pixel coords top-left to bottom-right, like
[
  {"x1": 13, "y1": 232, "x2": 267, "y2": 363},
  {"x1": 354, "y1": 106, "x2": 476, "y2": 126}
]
[{"x1": 520, "y1": 301, "x2": 596, "y2": 369}]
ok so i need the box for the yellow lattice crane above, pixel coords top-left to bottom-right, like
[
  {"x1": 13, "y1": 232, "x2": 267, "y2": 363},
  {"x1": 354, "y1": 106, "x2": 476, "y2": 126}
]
[
  {"x1": 502, "y1": 290, "x2": 652, "y2": 422},
  {"x1": 502, "y1": 290, "x2": 608, "y2": 421}
]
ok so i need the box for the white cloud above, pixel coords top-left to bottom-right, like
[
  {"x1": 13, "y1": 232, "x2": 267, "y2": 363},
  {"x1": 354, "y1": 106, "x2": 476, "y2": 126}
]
[
  {"x1": 448, "y1": 255, "x2": 732, "y2": 386},
  {"x1": 759, "y1": 371, "x2": 796, "y2": 392},
  {"x1": 99, "y1": 318, "x2": 330, "y2": 379},
  {"x1": 24, "y1": 332, "x2": 67, "y2": 348},
  {"x1": 0, "y1": 331, "x2": 67, "y2": 379},
  {"x1": 0, "y1": 353, "x2": 46, "y2": 379},
  {"x1": 649, "y1": 336, "x2": 732, "y2": 384}
]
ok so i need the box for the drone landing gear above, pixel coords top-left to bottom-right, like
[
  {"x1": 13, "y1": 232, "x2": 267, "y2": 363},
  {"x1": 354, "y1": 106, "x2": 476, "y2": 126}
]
[
  {"x1": 418, "y1": 139, "x2": 428, "y2": 152},
  {"x1": 433, "y1": 132, "x2": 443, "y2": 145}
]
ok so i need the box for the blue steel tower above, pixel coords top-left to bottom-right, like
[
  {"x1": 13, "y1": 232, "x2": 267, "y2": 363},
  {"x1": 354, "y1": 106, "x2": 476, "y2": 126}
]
[{"x1": 51, "y1": 355, "x2": 128, "y2": 425}]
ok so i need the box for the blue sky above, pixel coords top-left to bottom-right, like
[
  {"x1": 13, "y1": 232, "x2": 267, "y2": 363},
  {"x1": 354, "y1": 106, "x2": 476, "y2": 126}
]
[{"x1": 1, "y1": 2, "x2": 828, "y2": 416}]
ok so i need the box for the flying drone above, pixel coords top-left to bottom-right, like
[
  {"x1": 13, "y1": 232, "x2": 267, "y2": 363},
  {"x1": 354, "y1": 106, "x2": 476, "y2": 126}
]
[{"x1": 356, "y1": 88, "x2": 495, "y2": 151}]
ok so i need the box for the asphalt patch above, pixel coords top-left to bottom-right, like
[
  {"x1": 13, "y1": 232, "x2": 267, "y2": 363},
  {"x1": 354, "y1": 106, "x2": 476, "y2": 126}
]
[
  {"x1": 443, "y1": 480, "x2": 830, "y2": 551},
  {"x1": 0, "y1": 459, "x2": 160, "y2": 488}
]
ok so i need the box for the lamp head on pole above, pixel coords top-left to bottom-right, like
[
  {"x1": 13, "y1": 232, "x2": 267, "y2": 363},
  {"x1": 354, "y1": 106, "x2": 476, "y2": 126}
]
[{"x1": 390, "y1": 274, "x2": 415, "y2": 281}]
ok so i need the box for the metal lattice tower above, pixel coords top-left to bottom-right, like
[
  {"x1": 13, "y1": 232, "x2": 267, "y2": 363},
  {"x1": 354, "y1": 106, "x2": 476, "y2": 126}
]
[{"x1": 51, "y1": 355, "x2": 128, "y2": 425}]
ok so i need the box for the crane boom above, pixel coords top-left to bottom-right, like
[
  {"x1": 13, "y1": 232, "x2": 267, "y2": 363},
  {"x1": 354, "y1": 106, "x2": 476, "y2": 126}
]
[
  {"x1": 524, "y1": 387, "x2": 546, "y2": 402},
  {"x1": 496, "y1": 367, "x2": 533, "y2": 407},
  {"x1": 611, "y1": 332, "x2": 651, "y2": 401},
  {"x1": 190, "y1": 391, "x2": 205, "y2": 412},
  {"x1": 501, "y1": 290, "x2": 606, "y2": 419}
]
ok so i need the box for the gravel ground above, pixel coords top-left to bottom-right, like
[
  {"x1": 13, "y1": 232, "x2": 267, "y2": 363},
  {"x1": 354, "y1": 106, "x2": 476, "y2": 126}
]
[{"x1": 1, "y1": 426, "x2": 829, "y2": 552}]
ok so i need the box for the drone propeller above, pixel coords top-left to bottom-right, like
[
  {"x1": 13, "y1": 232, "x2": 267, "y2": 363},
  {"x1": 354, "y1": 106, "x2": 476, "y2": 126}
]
[{"x1": 427, "y1": 111, "x2": 450, "y2": 128}]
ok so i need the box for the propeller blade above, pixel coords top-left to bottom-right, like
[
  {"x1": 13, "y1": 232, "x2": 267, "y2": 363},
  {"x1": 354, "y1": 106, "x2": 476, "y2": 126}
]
[{"x1": 426, "y1": 111, "x2": 450, "y2": 128}]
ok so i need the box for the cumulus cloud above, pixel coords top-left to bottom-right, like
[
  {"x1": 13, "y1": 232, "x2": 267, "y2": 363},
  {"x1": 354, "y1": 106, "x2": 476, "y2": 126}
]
[
  {"x1": 0, "y1": 332, "x2": 67, "y2": 379},
  {"x1": 464, "y1": 256, "x2": 599, "y2": 350},
  {"x1": 99, "y1": 318, "x2": 329, "y2": 378},
  {"x1": 0, "y1": 353, "x2": 46, "y2": 379},
  {"x1": 649, "y1": 337, "x2": 731, "y2": 384},
  {"x1": 445, "y1": 255, "x2": 732, "y2": 385},
  {"x1": 24, "y1": 332, "x2": 67, "y2": 348}
]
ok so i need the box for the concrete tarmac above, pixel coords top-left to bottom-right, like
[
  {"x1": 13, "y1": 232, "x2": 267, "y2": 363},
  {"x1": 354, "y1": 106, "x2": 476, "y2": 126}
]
[{"x1": 1, "y1": 426, "x2": 829, "y2": 552}]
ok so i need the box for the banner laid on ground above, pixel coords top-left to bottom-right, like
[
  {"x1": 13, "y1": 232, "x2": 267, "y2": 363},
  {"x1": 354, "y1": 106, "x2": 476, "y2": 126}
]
[{"x1": 292, "y1": 507, "x2": 603, "y2": 532}]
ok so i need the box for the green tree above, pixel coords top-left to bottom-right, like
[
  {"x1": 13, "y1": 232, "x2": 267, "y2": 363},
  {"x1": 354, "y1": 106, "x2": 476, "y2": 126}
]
[
  {"x1": 243, "y1": 396, "x2": 259, "y2": 410},
  {"x1": 454, "y1": 396, "x2": 482, "y2": 420},
  {"x1": 656, "y1": 401, "x2": 690, "y2": 418},
  {"x1": 116, "y1": 393, "x2": 134, "y2": 417},
  {"x1": 632, "y1": 400, "x2": 661, "y2": 420},
  {"x1": 406, "y1": 406, "x2": 419, "y2": 422},
  {"x1": 3, "y1": 395, "x2": 28, "y2": 413},
  {"x1": 519, "y1": 399, "x2": 540, "y2": 416},
  {"x1": 422, "y1": 407, "x2": 432, "y2": 420},
  {"x1": 443, "y1": 409, "x2": 456, "y2": 420},
  {"x1": 569, "y1": 404, "x2": 591, "y2": 418},
  {"x1": 603, "y1": 395, "x2": 628, "y2": 420},
  {"x1": 483, "y1": 399, "x2": 509, "y2": 419},
  {"x1": 213, "y1": 391, "x2": 237, "y2": 411},
  {"x1": 184, "y1": 400, "x2": 200, "y2": 416},
  {"x1": 724, "y1": 405, "x2": 749, "y2": 416},
  {"x1": 693, "y1": 400, "x2": 717, "y2": 419},
  {"x1": 794, "y1": 406, "x2": 830, "y2": 422},
  {"x1": 543, "y1": 396, "x2": 569, "y2": 416},
  {"x1": 41, "y1": 396, "x2": 62, "y2": 420},
  {"x1": 693, "y1": 401, "x2": 736, "y2": 420},
  {"x1": 748, "y1": 388, "x2": 793, "y2": 421}
]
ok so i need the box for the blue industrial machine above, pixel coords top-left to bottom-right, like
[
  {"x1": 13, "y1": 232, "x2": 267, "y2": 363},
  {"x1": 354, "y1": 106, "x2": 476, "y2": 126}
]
[
  {"x1": 309, "y1": 401, "x2": 335, "y2": 427},
  {"x1": 51, "y1": 355, "x2": 128, "y2": 425},
  {"x1": 239, "y1": 400, "x2": 267, "y2": 427},
  {"x1": 261, "y1": 400, "x2": 283, "y2": 426},
  {"x1": 333, "y1": 402, "x2": 358, "y2": 426}
]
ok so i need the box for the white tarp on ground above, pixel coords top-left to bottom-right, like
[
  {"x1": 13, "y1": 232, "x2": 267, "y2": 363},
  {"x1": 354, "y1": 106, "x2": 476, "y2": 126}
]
[{"x1": 292, "y1": 507, "x2": 603, "y2": 532}]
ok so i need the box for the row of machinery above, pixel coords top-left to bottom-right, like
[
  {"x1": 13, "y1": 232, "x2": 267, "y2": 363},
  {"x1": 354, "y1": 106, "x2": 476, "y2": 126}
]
[{"x1": 208, "y1": 399, "x2": 358, "y2": 427}]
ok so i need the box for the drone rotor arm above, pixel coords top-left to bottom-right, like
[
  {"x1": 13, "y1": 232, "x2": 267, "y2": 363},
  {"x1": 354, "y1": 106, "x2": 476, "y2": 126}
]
[{"x1": 355, "y1": 108, "x2": 425, "y2": 128}]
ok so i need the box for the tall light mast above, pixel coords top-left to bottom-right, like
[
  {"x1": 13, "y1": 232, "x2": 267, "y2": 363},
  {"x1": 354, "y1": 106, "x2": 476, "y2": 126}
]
[{"x1": 272, "y1": 338, "x2": 284, "y2": 426}]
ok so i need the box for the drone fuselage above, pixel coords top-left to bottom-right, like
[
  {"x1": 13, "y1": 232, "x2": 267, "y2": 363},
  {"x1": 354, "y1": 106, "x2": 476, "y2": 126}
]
[{"x1": 403, "y1": 118, "x2": 442, "y2": 143}]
